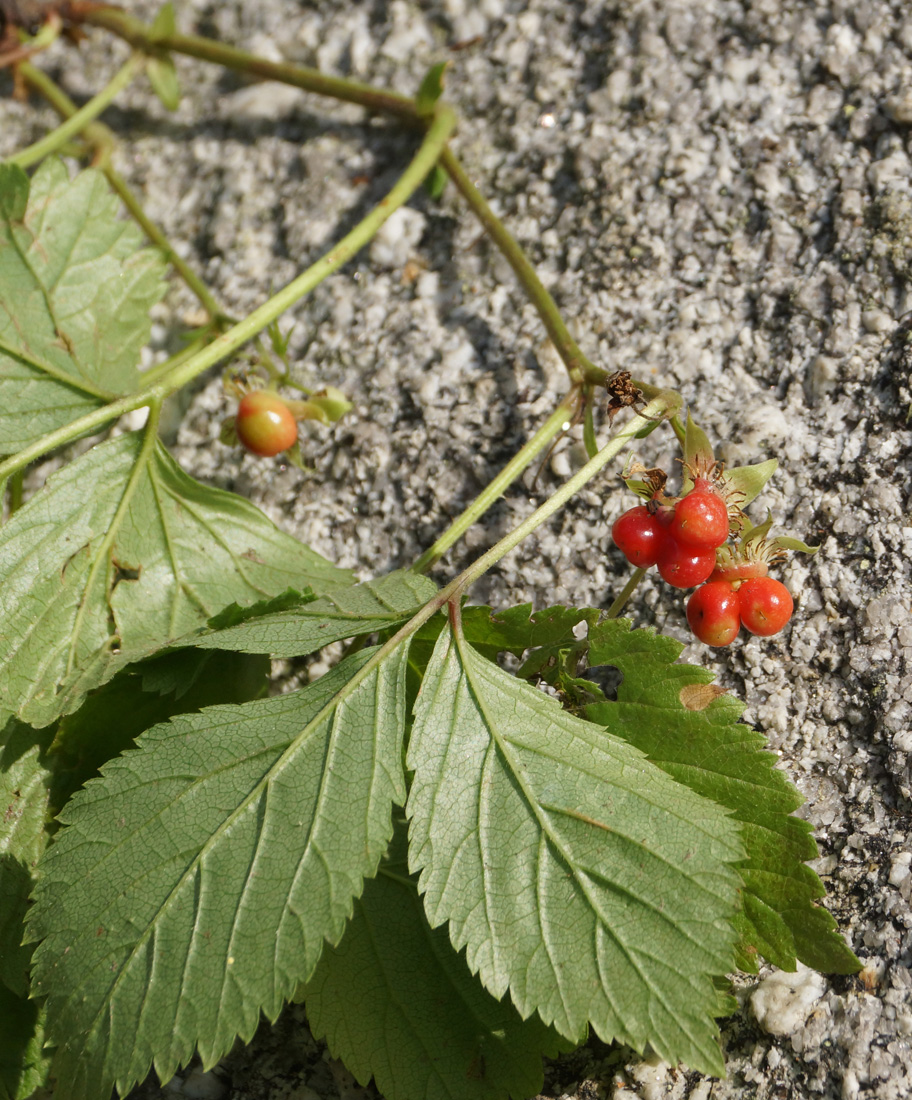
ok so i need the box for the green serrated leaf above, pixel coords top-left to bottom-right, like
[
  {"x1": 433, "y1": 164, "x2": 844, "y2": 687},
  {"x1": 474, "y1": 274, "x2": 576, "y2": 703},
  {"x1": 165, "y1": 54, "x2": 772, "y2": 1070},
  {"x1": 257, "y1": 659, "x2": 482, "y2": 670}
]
[
  {"x1": 0, "y1": 721, "x2": 54, "y2": 998},
  {"x1": 147, "y1": 54, "x2": 181, "y2": 111},
  {"x1": 585, "y1": 619, "x2": 860, "y2": 976},
  {"x1": 0, "y1": 984, "x2": 50, "y2": 1100},
  {"x1": 0, "y1": 164, "x2": 29, "y2": 223},
  {"x1": 0, "y1": 159, "x2": 167, "y2": 450},
  {"x1": 683, "y1": 414, "x2": 714, "y2": 476},
  {"x1": 416, "y1": 62, "x2": 449, "y2": 117},
  {"x1": 188, "y1": 570, "x2": 437, "y2": 657},
  {"x1": 722, "y1": 458, "x2": 777, "y2": 507},
  {"x1": 0, "y1": 432, "x2": 352, "y2": 728},
  {"x1": 304, "y1": 821, "x2": 570, "y2": 1100},
  {"x1": 29, "y1": 645, "x2": 409, "y2": 1100},
  {"x1": 407, "y1": 619, "x2": 744, "y2": 1074}
]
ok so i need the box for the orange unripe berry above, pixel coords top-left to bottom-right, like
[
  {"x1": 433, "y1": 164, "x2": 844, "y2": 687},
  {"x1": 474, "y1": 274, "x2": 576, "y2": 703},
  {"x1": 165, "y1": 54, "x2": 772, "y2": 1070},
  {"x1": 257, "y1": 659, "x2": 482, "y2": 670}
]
[{"x1": 235, "y1": 391, "x2": 298, "y2": 457}]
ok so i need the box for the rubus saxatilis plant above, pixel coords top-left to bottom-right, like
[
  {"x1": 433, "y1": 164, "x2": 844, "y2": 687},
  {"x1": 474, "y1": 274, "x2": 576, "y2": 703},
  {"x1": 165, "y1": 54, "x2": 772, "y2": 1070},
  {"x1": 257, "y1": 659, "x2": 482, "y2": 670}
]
[{"x1": 0, "y1": 6, "x2": 859, "y2": 1100}]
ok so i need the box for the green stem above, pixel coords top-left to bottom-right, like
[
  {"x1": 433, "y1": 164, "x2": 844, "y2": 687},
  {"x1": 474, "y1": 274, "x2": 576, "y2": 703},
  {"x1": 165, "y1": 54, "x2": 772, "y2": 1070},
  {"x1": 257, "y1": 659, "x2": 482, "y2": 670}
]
[
  {"x1": 604, "y1": 567, "x2": 646, "y2": 619},
  {"x1": 0, "y1": 106, "x2": 458, "y2": 484},
  {"x1": 447, "y1": 393, "x2": 679, "y2": 596},
  {"x1": 7, "y1": 53, "x2": 142, "y2": 169},
  {"x1": 18, "y1": 62, "x2": 225, "y2": 323},
  {"x1": 411, "y1": 390, "x2": 580, "y2": 573},
  {"x1": 439, "y1": 149, "x2": 605, "y2": 387},
  {"x1": 81, "y1": 8, "x2": 418, "y2": 122}
]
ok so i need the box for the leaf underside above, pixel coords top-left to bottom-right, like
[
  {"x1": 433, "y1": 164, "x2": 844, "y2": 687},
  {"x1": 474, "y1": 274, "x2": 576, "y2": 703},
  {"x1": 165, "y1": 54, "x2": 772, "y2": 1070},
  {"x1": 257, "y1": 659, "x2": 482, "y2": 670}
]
[
  {"x1": 28, "y1": 646, "x2": 409, "y2": 1100},
  {"x1": 0, "y1": 160, "x2": 167, "y2": 450},
  {"x1": 584, "y1": 619, "x2": 860, "y2": 975},
  {"x1": 305, "y1": 823, "x2": 570, "y2": 1100},
  {"x1": 187, "y1": 569, "x2": 438, "y2": 657},
  {"x1": 407, "y1": 619, "x2": 744, "y2": 1076},
  {"x1": 0, "y1": 431, "x2": 351, "y2": 728}
]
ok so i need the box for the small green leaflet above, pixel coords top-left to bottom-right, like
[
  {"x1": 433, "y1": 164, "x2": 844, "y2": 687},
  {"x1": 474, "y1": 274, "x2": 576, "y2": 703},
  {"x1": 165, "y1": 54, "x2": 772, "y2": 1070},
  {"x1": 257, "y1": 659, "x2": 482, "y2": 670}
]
[
  {"x1": 28, "y1": 645, "x2": 409, "y2": 1100},
  {"x1": 0, "y1": 431, "x2": 351, "y2": 728},
  {"x1": 187, "y1": 571, "x2": 438, "y2": 657},
  {"x1": 584, "y1": 620, "x2": 860, "y2": 975},
  {"x1": 0, "y1": 160, "x2": 167, "y2": 451},
  {"x1": 407, "y1": 618, "x2": 745, "y2": 1075},
  {"x1": 304, "y1": 822, "x2": 570, "y2": 1100}
]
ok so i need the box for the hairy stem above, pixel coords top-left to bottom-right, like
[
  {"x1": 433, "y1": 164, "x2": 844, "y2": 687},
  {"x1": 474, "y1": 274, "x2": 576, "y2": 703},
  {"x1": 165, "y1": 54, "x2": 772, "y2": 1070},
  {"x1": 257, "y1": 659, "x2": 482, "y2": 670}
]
[
  {"x1": 604, "y1": 566, "x2": 647, "y2": 619},
  {"x1": 0, "y1": 106, "x2": 457, "y2": 483},
  {"x1": 439, "y1": 149, "x2": 605, "y2": 387},
  {"x1": 8, "y1": 53, "x2": 142, "y2": 169},
  {"x1": 81, "y1": 7, "x2": 418, "y2": 121},
  {"x1": 18, "y1": 62, "x2": 225, "y2": 323},
  {"x1": 411, "y1": 391, "x2": 581, "y2": 574}
]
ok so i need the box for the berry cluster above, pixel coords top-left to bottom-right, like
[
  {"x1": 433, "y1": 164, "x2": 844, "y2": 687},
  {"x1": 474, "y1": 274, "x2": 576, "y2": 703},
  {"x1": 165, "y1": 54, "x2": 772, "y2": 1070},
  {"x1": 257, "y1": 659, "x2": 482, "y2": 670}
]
[
  {"x1": 611, "y1": 462, "x2": 797, "y2": 647},
  {"x1": 686, "y1": 572, "x2": 793, "y2": 647},
  {"x1": 611, "y1": 476, "x2": 730, "y2": 590}
]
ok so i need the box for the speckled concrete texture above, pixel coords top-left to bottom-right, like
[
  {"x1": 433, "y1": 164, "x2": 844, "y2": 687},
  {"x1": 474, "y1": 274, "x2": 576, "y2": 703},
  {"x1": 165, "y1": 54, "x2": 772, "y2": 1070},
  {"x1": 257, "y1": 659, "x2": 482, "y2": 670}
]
[{"x1": 4, "y1": 1, "x2": 911, "y2": 1098}]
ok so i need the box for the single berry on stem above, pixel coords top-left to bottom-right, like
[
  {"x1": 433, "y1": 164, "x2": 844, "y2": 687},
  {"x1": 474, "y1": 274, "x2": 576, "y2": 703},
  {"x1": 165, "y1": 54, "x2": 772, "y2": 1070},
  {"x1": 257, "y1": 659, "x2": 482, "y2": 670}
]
[
  {"x1": 686, "y1": 581, "x2": 741, "y2": 647},
  {"x1": 670, "y1": 489, "x2": 730, "y2": 550},
  {"x1": 738, "y1": 577, "x2": 794, "y2": 636},
  {"x1": 656, "y1": 539, "x2": 716, "y2": 588},
  {"x1": 235, "y1": 390, "x2": 299, "y2": 456},
  {"x1": 611, "y1": 505, "x2": 667, "y2": 568}
]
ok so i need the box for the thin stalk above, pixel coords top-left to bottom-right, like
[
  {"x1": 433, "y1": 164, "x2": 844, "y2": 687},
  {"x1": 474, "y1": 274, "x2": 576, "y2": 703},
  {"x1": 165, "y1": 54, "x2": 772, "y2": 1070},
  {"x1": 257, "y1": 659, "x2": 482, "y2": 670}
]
[
  {"x1": 81, "y1": 7, "x2": 418, "y2": 122},
  {"x1": 446, "y1": 393, "x2": 679, "y2": 596},
  {"x1": 18, "y1": 62, "x2": 225, "y2": 323},
  {"x1": 0, "y1": 106, "x2": 458, "y2": 484},
  {"x1": 8, "y1": 53, "x2": 142, "y2": 169},
  {"x1": 439, "y1": 148, "x2": 605, "y2": 387},
  {"x1": 604, "y1": 567, "x2": 646, "y2": 619},
  {"x1": 411, "y1": 390, "x2": 580, "y2": 574}
]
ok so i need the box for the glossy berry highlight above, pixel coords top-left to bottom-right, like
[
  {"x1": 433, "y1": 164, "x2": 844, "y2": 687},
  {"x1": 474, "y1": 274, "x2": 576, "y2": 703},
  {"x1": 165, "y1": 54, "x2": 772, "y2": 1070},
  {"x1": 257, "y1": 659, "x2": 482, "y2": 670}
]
[
  {"x1": 656, "y1": 539, "x2": 716, "y2": 589},
  {"x1": 738, "y1": 577, "x2": 794, "y2": 636},
  {"x1": 611, "y1": 505, "x2": 666, "y2": 568},
  {"x1": 670, "y1": 489, "x2": 729, "y2": 550},
  {"x1": 686, "y1": 581, "x2": 741, "y2": 647},
  {"x1": 235, "y1": 390, "x2": 298, "y2": 457}
]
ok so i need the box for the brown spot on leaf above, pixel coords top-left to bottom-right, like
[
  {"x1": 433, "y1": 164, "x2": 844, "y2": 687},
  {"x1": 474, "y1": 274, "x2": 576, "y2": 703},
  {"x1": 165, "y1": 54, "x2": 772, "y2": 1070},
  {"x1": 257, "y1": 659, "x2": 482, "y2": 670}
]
[{"x1": 679, "y1": 683, "x2": 727, "y2": 711}]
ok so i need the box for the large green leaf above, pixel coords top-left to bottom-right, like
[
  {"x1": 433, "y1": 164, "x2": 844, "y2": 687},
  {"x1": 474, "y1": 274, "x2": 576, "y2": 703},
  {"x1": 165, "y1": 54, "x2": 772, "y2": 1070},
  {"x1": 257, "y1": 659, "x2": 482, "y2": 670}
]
[
  {"x1": 186, "y1": 570, "x2": 438, "y2": 657},
  {"x1": 304, "y1": 822, "x2": 570, "y2": 1100},
  {"x1": 0, "y1": 160, "x2": 167, "y2": 450},
  {"x1": 584, "y1": 619, "x2": 860, "y2": 975},
  {"x1": 28, "y1": 645, "x2": 408, "y2": 1100},
  {"x1": 407, "y1": 618, "x2": 744, "y2": 1075},
  {"x1": 0, "y1": 431, "x2": 351, "y2": 728}
]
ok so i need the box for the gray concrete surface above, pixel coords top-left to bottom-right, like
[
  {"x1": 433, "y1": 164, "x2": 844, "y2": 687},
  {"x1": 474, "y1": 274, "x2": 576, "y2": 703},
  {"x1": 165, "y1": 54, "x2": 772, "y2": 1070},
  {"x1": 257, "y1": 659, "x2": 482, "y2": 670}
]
[{"x1": 3, "y1": 1, "x2": 911, "y2": 1097}]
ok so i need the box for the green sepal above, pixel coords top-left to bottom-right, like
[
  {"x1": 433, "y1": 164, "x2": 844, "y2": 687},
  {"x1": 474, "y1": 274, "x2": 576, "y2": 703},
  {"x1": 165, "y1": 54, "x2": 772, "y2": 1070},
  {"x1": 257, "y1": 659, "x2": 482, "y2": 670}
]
[
  {"x1": 416, "y1": 62, "x2": 449, "y2": 118},
  {"x1": 149, "y1": 1, "x2": 176, "y2": 40},
  {"x1": 722, "y1": 458, "x2": 778, "y2": 507},
  {"x1": 425, "y1": 163, "x2": 447, "y2": 200},
  {"x1": 683, "y1": 414, "x2": 714, "y2": 475},
  {"x1": 774, "y1": 536, "x2": 819, "y2": 554},
  {"x1": 146, "y1": 54, "x2": 181, "y2": 111}
]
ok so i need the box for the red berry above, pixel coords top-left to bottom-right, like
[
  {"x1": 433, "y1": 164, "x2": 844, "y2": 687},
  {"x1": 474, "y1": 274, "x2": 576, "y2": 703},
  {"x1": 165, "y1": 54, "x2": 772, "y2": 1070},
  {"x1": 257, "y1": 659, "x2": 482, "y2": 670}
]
[
  {"x1": 686, "y1": 581, "x2": 741, "y2": 647},
  {"x1": 670, "y1": 489, "x2": 729, "y2": 550},
  {"x1": 611, "y1": 505, "x2": 666, "y2": 567},
  {"x1": 656, "y1": 539, "x2": 716, "y2": 588},
  {"x1": 738, "y1": 577, "x2": 794, "y2": 636},
  {"x1": 235, "y1": 391, "x2": 298, "y2": 456}
]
